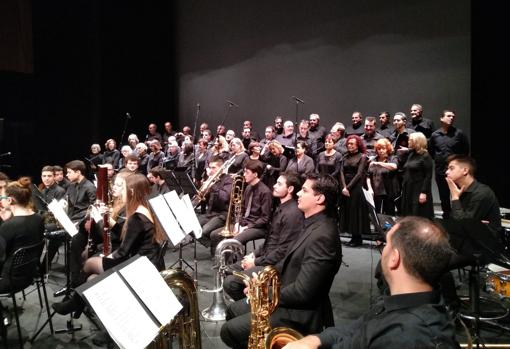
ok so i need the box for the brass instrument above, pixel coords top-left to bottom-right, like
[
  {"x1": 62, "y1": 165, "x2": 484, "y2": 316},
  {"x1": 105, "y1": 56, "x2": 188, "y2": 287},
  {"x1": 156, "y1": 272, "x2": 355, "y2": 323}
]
[
  {"x1": 147, "y1": 268, "x2": 201, "y2": 349},
  {"x1": 191, "y1": 155, "x2": 237, "y2": 207},
  {"x1": 219, "y1": 174, "x2": 245, "y2": 238},
  {"x1": 201, "y1": 238, "x2": 244, "y2": 321},
  {"x1": 234, "y1": 266, "x2": 303, "y2": 349}
]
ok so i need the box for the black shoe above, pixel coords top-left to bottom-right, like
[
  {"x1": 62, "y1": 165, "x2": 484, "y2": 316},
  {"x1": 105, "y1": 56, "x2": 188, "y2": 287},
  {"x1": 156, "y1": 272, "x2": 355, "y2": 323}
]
[
  {"x1": 346, "y1": 240, "x2": 362, "y2": 247},
  {"x1": 52, "y1": 293, "x2": 85, "y2": 316}
]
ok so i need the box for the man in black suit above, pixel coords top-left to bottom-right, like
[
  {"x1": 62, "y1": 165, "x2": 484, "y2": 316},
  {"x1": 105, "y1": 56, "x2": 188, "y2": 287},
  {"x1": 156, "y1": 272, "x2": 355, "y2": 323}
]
[
  {"x1": 221, "y1": 174, "x2": 342, "y2": 349},
  {"x1": 223, "y1": 171, "x2": 304, "y2": 301}
]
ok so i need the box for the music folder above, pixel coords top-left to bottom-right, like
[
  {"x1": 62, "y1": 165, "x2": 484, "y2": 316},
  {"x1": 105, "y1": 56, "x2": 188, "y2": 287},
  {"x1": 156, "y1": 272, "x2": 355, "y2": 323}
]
[{"x1": 76, "y1": 255, "x2": 182, "y2": 349}]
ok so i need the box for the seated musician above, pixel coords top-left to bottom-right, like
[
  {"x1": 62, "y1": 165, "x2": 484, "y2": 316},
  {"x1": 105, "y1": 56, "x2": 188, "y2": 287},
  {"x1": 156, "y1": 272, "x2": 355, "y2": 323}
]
[
  {"x1": 52, "y1": 173, "x2": 166, "y2": 316},
  {"x1": 221, "y1": 174, "x2": 342, "y2": 348},
  {"x1": 196, "y1": 156, "x2": 233, "y2": 255},
  {"x1": 33, "y1": 165, "x2": 66, "y2": 216},
  {"x1": 148, "y1": 166, "x2": 171, "y2": 198},
  {"x1": 0, "y1": 178, "x2": 45, "y2": 325},
  {"x1": 223, "y1": 171, "x2": 304, "y2": 301},
  {"x1": 284, "y1": 217, "x2": 459, "y2": 349},
  {"x1": 211, "y1": 160, "x2": 272, "y2": 248}
]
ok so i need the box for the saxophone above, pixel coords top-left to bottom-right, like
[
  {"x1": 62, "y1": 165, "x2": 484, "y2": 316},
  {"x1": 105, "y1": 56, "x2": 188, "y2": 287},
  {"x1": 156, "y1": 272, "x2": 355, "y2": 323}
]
[
  {"x1": 147, "y1": 268, "x2": 201, "y2": 349},
  {"x1": 234, "y1": 266, "x2": 303, "y2": 349}
]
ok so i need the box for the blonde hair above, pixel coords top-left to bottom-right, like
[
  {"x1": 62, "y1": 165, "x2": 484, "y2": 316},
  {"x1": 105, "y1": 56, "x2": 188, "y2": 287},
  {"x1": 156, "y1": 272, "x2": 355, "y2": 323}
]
[
  {"x1": 268, "y1": 140, "x2": 284, "y2": 155},
  {"x1": 230, "y1": 137, "x2": 245, "y2": 153},
  {"x1": 409, "y1": 132, "x2": 428, "y2": 155}
]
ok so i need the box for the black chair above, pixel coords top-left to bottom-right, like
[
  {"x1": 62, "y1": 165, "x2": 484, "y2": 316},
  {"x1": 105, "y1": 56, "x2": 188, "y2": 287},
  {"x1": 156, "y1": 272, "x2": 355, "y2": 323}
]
[{"x1": 0, "y1": 240, "x2": 54, "y2": 348}]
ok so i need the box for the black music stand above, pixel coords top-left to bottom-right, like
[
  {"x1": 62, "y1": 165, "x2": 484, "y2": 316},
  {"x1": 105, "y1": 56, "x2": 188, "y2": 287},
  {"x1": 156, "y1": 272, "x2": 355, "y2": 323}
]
[{"x1": 173, "y1": 167, "x2": 198, "y2": 197}]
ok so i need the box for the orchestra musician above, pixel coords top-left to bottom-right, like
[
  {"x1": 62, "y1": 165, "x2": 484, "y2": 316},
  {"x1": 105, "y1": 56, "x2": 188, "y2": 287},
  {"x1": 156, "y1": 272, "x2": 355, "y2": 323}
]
[{"x1": 221, "y1": 174, "x2": 342, "y2": 348}]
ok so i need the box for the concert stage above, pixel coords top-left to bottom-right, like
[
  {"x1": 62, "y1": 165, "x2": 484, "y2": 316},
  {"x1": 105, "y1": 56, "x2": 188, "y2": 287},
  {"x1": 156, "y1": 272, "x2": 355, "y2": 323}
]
[{"x1": 3, "y1": 237, "x2": 510, "y2": 348}]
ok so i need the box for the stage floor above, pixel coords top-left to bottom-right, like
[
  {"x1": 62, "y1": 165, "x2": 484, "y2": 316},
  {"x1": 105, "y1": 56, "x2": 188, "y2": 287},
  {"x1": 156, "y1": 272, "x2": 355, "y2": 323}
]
[{"x1": 3, "y1": 237, "x2": 510, "y2": 348}]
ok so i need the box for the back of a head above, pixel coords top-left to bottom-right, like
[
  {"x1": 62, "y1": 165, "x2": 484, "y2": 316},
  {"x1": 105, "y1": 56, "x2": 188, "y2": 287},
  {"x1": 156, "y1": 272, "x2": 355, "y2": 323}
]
[
  {"x1": 6, "y1": 177, "x2": 33, "y2": 207},
  {"x1": 392, "y1": 216, "x2": 453, "y2": 286}
]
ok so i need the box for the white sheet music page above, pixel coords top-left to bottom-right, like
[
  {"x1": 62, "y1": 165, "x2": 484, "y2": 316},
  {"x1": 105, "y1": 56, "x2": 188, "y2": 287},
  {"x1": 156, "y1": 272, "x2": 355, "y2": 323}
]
[
  {"x1": 362, "y1": 187, "x2": 375, "y2": 209},
  {"x1": 163, "y1": 191, "x2": 194, "y2": 234},
  {"x1": 82, "y1": 273, "x2": 159, "y2": 349},
  {"x1": 181, "y1": 194, "x2": 202, "y2": 238},
  {"x1": 47, "y1": 199, "x2": 78, "y2": 237},
  {"x1": 148, "y1": 195, "x2": 186, "y2": 245},
  {"x1": 119, "y1": 256, "x2": 183, "y2": 326}
]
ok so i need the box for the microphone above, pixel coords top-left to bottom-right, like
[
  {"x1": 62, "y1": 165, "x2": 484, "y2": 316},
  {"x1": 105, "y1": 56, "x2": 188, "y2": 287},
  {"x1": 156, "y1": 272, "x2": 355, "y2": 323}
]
[
  {"x1": 291, "y1": 96, "x2": 305, "y2": 104},
  {"x1": 0, "y1": 152, "x2": 11, "y2": 158},
  {"x1": 126, "y1": 112, "x2": 132, "y2": 119},
  {"x1": 197, "y1": 103, "x2": 200, "y2": 111},
  {"x1": 226, "y1": 100, "x2": 239, "y2": 107}
]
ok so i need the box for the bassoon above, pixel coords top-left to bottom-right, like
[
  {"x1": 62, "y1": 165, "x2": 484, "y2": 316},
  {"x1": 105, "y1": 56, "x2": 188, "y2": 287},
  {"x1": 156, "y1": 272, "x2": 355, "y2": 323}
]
[{"x1": 96, "y1": 166, "x2": 111, "y2": 255}]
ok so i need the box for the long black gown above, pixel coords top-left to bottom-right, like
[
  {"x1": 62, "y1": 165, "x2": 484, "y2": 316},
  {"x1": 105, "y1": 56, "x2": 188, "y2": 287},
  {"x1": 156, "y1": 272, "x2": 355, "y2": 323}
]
[
  {"x1": 339, "y1": 152, "x2": 370, "y2": 243},
  {"x1": 400, "y1": 151, "x2": 434, "y2": 219}
]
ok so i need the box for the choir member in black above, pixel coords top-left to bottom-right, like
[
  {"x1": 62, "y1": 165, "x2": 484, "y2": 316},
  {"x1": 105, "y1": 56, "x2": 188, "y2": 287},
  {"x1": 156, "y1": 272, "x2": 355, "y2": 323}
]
[
  {"x1": 196, "y1": 156, "x2": 233, "y2": 254},
  {"x1": 194, "y1": 139, "x2": 209, "y2": 184},
  {"x1": 286, "y1": 141, "x2": 315, "y2": 178},
  {"x1": 274, "y1": 116, "x2": 284, "y2": 135},
  {"x1": 389, "y1": 112, "x2": 415, "y2": 204},
  {"x1": 284, "y1": 217, "x2": 458, "y2": 349},
  {"x1": 145, "y1": 123, "x2": 163, "y2": 144},
  {"x1": 227, "y1": 138, "x2": 249, "y2": 174},
  {"x1": 242, "y1": 120, "x2": 260, "y2": 141},
  {"x1": 0, "y1": 177, "x2": 45, "y2": 321},
  {"x1": 216, "y1": 124, "x2": 227, "y2": 138},
  {"x1": 377, "y1": 111, "x2": 393, "y2": 139},
  {"x1": 118, "y1": 145, "x2": 132, "y2": 170},
  {"x1": 163, "y1": 140, "x2": 180, "y2": 170},
  {"x1": 54, "y1": 165, "x2": 71, "y2": 190},
  {"x1": 308, "y1": 113, "x2": 327, "y2": 160},
  {"x1": 241, "y1": 127, "x2": 257, "y2": 150},
  {"x1": 102, "y1": 138, "x2": 120, "y2": 169},
  {"x1": 178, "y1": 140, "x2": 195, "y2": 170},
  {"x1": 87, "y1": 143, "x2": 103, "y2": 176},
  {"x1": 400, "y1": 132, "x2": 434, "y2": 219},
  {"x1": 247, "y1": 141, "x2": 263, "y2": 162},
  {"x1": 276, "y1": 120, "x2": 296, "y2": 148},
  {"x1": 408, "y1": 104, "x2": 435, "y2": 139},
  {"x1": 261, "y1": 140, "x2": 288, "y2": 189},
  {"x1": 366, "y1": 139, "x2": 398, "y2": 215},
  {"x1": 361, "y1": 116, "x2": 385, "y2": 157},
  {"x1": 316, "y1": 134, "x2": 342, "y2": 177},
  {"x1": 223, "y1": 172, "x2": 304, "y2": 301},
  {"x1": 148, "y1": 167, "x2": 171, "y2": 198},
  {"x1": 52, "y1": 173, "x2": 166, "y2": 316},
  {"x1": 225, "y1": 130, "x2": 236, "y2": 145},
  {"x1": 340, "y1": 135, "x2": 370, "y2": 247},
  {"x1": 202, "y1": 129, "x2": 214, "y2": 149},
  {"x1": 429, "y1": 110, "x2": 470, "y2": 219},
  {"x1": 330, "y1": 122, "x2": 347, "y2": 155},
  {"x1": 147, "y1": 140, "x2": 165, "y2": 173},
  {"x1": 127, "y1": 133, "x2": 139, "y2": 150},
  {"x1": 135, "y1": 143, "x2": 149, "y2": 175},
  {"x1": 296, "y1": 120, "x2": 312, "y2": 156},
  {"x1": 259, "y1": 126, "x2": 276, "y2": 157},
  {"x1": 162, "y1": 121, "x2": 175, "y2": 146},
  {"x1": 345, "y1": 111, "x2": 364, "y2": 136},
  {"x1": 207, "y1": 136, "x2": 230, "y2": 165}
]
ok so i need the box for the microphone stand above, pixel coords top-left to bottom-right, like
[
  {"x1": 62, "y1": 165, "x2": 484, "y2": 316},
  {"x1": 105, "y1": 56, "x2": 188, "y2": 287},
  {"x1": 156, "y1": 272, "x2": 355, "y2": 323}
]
[
  {"x1": 192, "y1": 103, "x2": 200, "y2": 144},
  {"x1": 292, "y1": 96, "x2": 304, "y2": 174},
  {"x1": 119, "y1": 113, "x2": 132, "y2": 146},
  {"x1": 219, "y1": 100, "x2": 238, "y2": 130}
]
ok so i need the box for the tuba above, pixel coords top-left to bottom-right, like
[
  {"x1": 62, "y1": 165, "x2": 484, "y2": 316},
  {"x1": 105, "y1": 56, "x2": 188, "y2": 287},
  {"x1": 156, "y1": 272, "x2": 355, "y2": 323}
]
[
  {"x1": 219, "y1": 174, "x2": 245, "y2": 238},
  {"x1": 234, "y1": 266, "x2": 303, "y2": 349},
  {"x1": 147, "y1": 268, "x2": 201, "y2": 349},
  {"x1": 201, "y1": 238, "x2": 244, "y2": 321}
]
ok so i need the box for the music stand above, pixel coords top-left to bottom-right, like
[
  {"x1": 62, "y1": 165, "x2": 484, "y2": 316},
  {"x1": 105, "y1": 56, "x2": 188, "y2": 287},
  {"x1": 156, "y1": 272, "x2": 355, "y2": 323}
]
[
  {"x1": 283, "y1": 146, "x2": 295, "y2": 160},
  {"x1": 173, "y1": 167, "x2": 198, "y2": 197}
]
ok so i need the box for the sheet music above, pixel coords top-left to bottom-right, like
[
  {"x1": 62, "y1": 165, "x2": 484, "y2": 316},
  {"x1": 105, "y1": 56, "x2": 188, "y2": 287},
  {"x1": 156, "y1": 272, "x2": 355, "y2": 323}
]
[
  {"x1": 362, "y1": 187, "x2": 375, "y2": 209},
  {"x1": 47, "y1": 199, "x2": 78, "y2": 237},
  {"x1": 90, "y1": 205, "x2": 102, "y2": 223},
  {"x1": 119, "y1": 256, "x2": 183, "y2": 326},
  {"x1": 82, "y1": 273, "x2": 159, "y2": 349},
  {"x1": 181, "y1": 194, "x2": 202, "y2": 238},
  {"x1": 148, "y1": 195, "x2": 186, "y2": 245},
  {"x1": 163, "y1": 191, "x2": 194, "y2": 234}
]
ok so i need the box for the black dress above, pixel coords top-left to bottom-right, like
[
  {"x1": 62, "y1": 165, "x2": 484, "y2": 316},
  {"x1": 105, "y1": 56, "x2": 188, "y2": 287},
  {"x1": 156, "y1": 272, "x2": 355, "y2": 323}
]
[
  {"x1": 102, "y1": 212, "x2": 160, "y2": 270},
  {"x1": 316, "y1": 151, "x2": 342, "y2": 177},
  {"x1": 367, "y1": 155, "x2": 399, "y2": 215},
  {"x1": 400, "y1": 151, "x2": 434, "y2": 219},
  {"x1": 339, "y1": 152, "x2": 370, "y2": 242}
]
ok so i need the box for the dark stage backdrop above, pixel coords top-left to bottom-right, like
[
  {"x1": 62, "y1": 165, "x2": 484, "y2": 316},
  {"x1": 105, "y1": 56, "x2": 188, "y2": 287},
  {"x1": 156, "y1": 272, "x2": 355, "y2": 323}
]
[{"x1": 0, "y1": 1, "x2": 508, "y2": 205}]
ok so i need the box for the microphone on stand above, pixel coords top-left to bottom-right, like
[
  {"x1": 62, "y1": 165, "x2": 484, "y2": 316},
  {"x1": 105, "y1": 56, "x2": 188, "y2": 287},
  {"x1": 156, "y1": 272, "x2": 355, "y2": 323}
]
[
  {"x1": 291, "y1": 96, "x2": 305, "y2": 104},
  {"x1": 226, "y1": 100, "x2": 239, "y2": 107},
  {"x1": 126, "y1": 112, "x2": 132, "y2": 119},
  {"x1": 0, "y1": 151, "x2": 12, "y2": 158}
]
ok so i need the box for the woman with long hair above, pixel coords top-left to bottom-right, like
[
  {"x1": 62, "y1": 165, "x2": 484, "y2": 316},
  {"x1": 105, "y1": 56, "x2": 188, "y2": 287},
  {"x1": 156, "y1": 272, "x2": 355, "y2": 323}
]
[
  {"x1": 400, "y1": 132, "x2": 434, "y2": 219},
  {"x1": 0, "y1": 177, "x2": 44, "y2": 321},
  {"x1": 52, "y1": 173, "x2": 167, "y2": 316},
  {"x1": 227, "y1": 137, "x2": 249, "y2": 174},
  {"x1": 261, "y1": 140, "x2": 288, "y2": 189},
  {"x1": 339, "y1": 135, "x2": 370, "y2": 247}
]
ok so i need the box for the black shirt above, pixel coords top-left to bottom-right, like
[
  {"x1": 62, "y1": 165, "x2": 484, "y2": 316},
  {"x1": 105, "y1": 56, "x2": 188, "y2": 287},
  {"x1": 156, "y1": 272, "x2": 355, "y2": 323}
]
[
  {"x1": 66, "y1": 178, "x2": 96, "y2": 221},
  {"x1": 254, "y1": 199, "x2": 303, "y2": 266},
  {"x1": 318, "y1": 291, "x2": 459, "y2": 348},
  {"x1": 429, "y1": 126, "x2": 470, "y2": 174},
  {"x1": 240, "y1": 180, "x2": 272, "y2": 229},
  {"x1": 408, "y1": 117, "x2": 435, "y2": 139}
]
